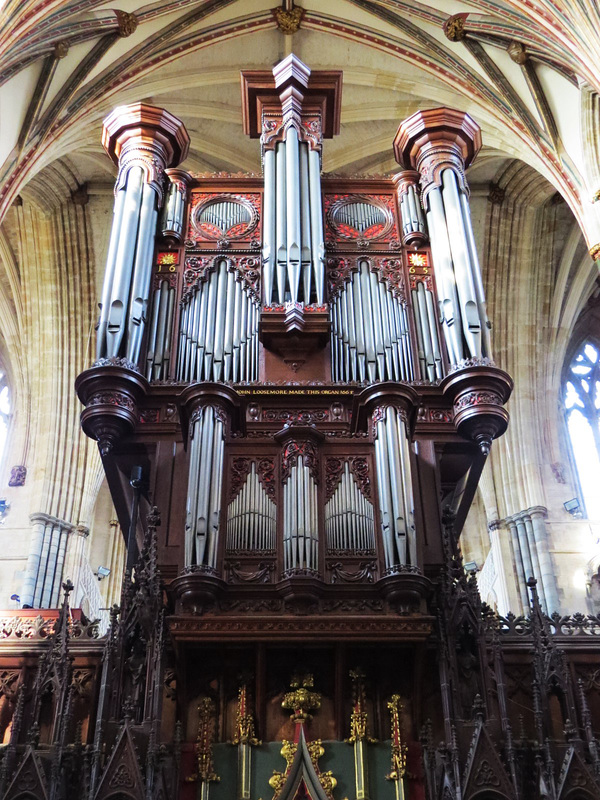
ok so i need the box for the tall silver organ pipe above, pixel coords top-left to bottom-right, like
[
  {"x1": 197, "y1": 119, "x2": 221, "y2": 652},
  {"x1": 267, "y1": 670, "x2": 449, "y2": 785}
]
[
  {"x1": 226, "y1": 462, "x2": 277, "y2": 553},
  {"x1": 411, "y1": 279, "x2": 443, "y2": 381},
  {"x1": 282, "y1": 456, "x2": 319, "y2": 574},
  {"x1": 325, "y1": 461, "x2": 375, "y2": 553},
  {"x1": 175, "y1": 260, "x2": 259, "y2": 383},
  {"x1": 262, "y1": 149, "x2": 277, "y2": 306},
  {"x1": 97, "y1": 165, "x2": 161, "y2": 362},
  {"x1": 425, "y1": 170, "x2": 491, "y2": 366},
  {"x1": 263, "y1": 137, "x2": 325, "y2": 305},
  {"x1": 374, "y1": 406, "x2": 416, "y2": 569},
  {"x1": 126, "y1": 182, "x2": 159, "y2": 364},
  {"x1": 308, "y1": 148, "x2": 325, "y2": 304},
  {"x1": 160, "y1": 170, "x2": 189, "y2": 243},
  {"x1": 185, "y1": 406, "x2": 225, "y2": 568},
  {"x1": 330, "y1": 260, "x2": 414, "y2": 383}
]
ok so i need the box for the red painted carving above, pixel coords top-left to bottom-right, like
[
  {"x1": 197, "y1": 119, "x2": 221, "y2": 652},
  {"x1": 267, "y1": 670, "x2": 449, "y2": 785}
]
[
  {"x1": 262, "y1": 408, "x2": 329, "y2": 424},
  {"x1": 187, "y1": 192, "x2": 261, "y2": 245},
  {"x1": 182, "y1": 256, "x2": 213, "y2": 302},
  {"x1": 256, "y1": 457, "x2": 276, "y2": 498},
  {"x1": 454, "y1": 391, "x2": 502, "y2": 412},
  {"x1": 325, "y1": 457, "x2": 345, "y2": 500},
  {"x1": 325, "y1": 194, "x2": 396, "y2": 243},
  {"x1": 281, "y1": 439, "x2": 320, "y2": 483},
  {"x1": 349, "y1": 457, "x2": 371, "y2": 499}
]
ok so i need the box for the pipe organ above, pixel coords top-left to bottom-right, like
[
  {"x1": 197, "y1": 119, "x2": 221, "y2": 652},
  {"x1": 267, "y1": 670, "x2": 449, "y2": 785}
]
[
  {"x1": 70, "y1": 55, "x2": 520, "y2": 800},
  {"x1": 77, "y1": 55, "x2": 513, "y2": 594}
]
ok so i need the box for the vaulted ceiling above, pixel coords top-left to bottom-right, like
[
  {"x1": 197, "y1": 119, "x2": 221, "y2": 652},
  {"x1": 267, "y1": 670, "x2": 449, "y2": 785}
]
[{"x1": 1, "y1": 0, "x2": 600, "y2": 242}]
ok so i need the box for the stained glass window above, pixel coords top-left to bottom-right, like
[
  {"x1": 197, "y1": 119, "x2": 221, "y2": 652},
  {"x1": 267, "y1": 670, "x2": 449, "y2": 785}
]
[{"x1": 564, "y1": 342, "x2": 600, "y2": 518}]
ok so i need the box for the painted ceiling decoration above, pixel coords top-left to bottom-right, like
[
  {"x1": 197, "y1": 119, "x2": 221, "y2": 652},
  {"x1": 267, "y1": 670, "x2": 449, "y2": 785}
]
[{"x1": 1, "y1": 0, "x2": 600, "y2": 248}]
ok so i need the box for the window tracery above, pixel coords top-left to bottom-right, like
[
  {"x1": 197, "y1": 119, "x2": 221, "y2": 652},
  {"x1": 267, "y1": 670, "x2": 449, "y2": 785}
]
[{"x1": 564, "y1": 341, "x2": 600, "y2": 518}]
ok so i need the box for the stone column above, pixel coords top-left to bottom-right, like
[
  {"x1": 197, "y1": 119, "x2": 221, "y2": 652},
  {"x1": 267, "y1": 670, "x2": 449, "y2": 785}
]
[
  {"x1": 487, "y1": 521, "x2": 510, "y2": 613},
  {"x1": 506, "y1": 516, "x2": 529, "y2": 612},
  {"x1": 63, "y1": 523, "x2": 89, "y2": 608},
  {"x1": 21, "y1": 513, "x2": 74, "y2": 609},
  {"x1": 394, "y1": 108, "x2": 492, "y2": 367},
  {"x1": 97, "y1": 104, "x2": 189, "y2": 365},
  {"x1": 530, "y1": 505, "x2": 560, "y2": 613},
  {"x1": 102, "y1": 518, "x2": 126, "y2": 609}
]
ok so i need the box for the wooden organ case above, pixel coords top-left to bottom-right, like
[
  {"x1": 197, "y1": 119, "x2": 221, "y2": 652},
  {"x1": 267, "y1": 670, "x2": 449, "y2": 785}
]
[{"x1": 71, "y1": 55, "x2": 525, "y2": 800}]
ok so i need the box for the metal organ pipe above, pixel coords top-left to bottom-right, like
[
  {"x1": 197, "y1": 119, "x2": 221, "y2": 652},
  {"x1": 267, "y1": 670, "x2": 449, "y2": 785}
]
[
  {"x1": 374, "y1": 407, "x2": 416, "y2": 569},
  {"x1": 300, "y1": 143, "x2": 312, "y2": 303},
  {"x1": 459, "y1": 188, "x2": 492, "y2": 357},
  {"x1": 275, "y1": 142, "x2": 288, "y2": 304},
  {"x1": 96, "y1": 185, "x2": 127, "y2": 359},
  {"x1": 330, "y1": 262, "x2": 415, "y2": 383},
  {"x1": 126, "y1": 182, "x2": 159, "y2": 364},
  {"x1": 185, "y1": 406, "x2": 224, "y2": 569},
  {"x1": 308, "y1": 148, "x2": 325, "y2": 304}
]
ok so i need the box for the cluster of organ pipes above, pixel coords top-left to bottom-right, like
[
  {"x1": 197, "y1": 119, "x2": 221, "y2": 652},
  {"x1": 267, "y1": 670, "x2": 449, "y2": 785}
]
[
  {"x1": 282, "y1": 455, "x2": 319, "y2": 573},
  {"x1": 146, "y1": 278, "x2": 176, "y2": 380},
  {"x1": 425, "y1": 168, "x2": 491, "y2": 365},
  {"x1": 411, "y1": 278, "x2": 443, "y2": 381},
  {"x1": 325, "y1": 462, "x2": 375, "y2": 553},
  {"x1": 262, "y1": 134, "x2": 325, "y2": 306},
  {"x1": 185, "y1": 406, "x2": 224, "y2": 569},
  {"x1": 330, "y1": 260, "x2": 414, "y2": 383},
  {"x1": 374, "y1": 406, "x2": 417, "y2": 569},
  {"x1": 334, "y1": 201, "x2": 387, "y2": 235},
  {"x1": 197, "y1": 200, "x2": 252, "y2": 235},
  {"x1": 226, "y1": 462, "x2": 277, "y2": 553},
  {"x1": 160, "y1": 174, "x2": 188, "y2": 242},
  {"x1": 398, "y1": 182, "x2": 426, "y2": 241},
  {"x1": 97, "y1": 165, "x2": 159, "y2": 364},
  {"x1": 175, "y1": 260, "x2": 259, "y2": 383}
]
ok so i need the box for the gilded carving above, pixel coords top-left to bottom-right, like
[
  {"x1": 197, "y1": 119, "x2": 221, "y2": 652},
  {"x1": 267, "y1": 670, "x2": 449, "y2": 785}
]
[
  {"x1": 273, "y1": 6, "x2": 304, "y2": 35},
  {"x1": 282, "y1": 674, "x2": 321, "y2": 722},
  {"x1": 115, "y1": 10, "x2": 138, "y2": 37},
  {"x1": 443, "y1": 14, "x2": 467, "y2": 41}
]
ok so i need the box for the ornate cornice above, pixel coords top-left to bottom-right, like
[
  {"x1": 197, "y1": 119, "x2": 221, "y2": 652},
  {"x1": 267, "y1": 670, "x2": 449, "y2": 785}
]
[
  {"x1": 102, "y1": 103, "x2": 190, "y2": 204},
  {"x1": 393, "y1": 107, "x2": 482, "y2": 196}
]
